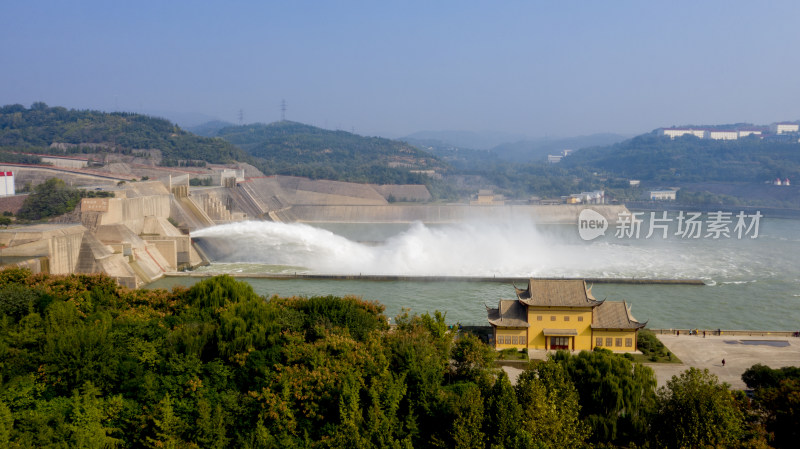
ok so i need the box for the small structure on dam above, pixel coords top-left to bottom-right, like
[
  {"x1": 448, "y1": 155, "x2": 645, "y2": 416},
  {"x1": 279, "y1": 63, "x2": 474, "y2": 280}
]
[{"x1": 488, "y1": 279, "x2": 646, "y2": 352}]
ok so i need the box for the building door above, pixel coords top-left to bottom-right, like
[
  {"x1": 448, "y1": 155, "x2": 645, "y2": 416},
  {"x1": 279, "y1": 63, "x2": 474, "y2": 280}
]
[{"x1": 550, "y1": 337, "x2": 570, "y2": 350}]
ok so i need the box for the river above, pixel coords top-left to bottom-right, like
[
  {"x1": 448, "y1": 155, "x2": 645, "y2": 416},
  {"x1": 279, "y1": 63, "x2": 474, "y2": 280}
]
[{"x1": 147, "y1": 213, "x2": 800, "y2": 330}]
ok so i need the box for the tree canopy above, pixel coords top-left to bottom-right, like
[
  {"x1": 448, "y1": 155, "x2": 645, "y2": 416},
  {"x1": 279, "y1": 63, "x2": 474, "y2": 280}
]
[
  {"x1": 0, "y1": 268, "x2": 786, "y2": 448},
  {"x1": 215, "y1": 121, "x2": 446, "y2": 185},
  {"x1": 0, "y1": 103, "x2": 250, "y2": 165}
]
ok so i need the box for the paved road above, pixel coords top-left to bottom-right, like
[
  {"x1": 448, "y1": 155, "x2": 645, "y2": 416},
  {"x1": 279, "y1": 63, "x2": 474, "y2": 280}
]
[
  {"x1": 500, "y1": 335, "x2": 800, "y2": 390},
  {"x1": 648, "y1": 334, "x2": 800, "y2": 389}
]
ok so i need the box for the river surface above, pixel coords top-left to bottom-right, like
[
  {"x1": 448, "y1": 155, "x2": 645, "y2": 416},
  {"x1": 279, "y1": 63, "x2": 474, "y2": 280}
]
[{"x1": 148, "y1": 214, "x2": 800, "y2": 330}]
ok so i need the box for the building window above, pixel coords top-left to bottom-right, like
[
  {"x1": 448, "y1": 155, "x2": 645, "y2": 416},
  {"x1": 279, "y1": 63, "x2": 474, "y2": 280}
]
[
  {"x1": 505, "y1": 336, "x2": 511, "y2": 344},
  {"x1": 577, "y1": 316, "x2": 584, "y2": 322},
  {"x1": 606, "y1": 337, "x2": 613, "y2": 347},
  {"x1": 550, "y1": 316, "x2": 556, "y2": 321},
  {"x1": 537, "y1": 315, "x2": 542, "y2": 321},
  {"x1": 596, "y1": 337, "x2": 603, "y2": 346},
  {"x1": 512, "y1": 336, "x2": 518, "y2": 344},
  {"x1": 616, "y1": 338, "x2": 622, "y2": 347},
  {"x1": 520, "y1": 336, "x2": 526, "y2": 345},
  {"x1": 564, "y1": 316, "x2": 570, "y2": 321},
  {"x1": 625, "y1": 338, "x2": 633, "y2": 347}
]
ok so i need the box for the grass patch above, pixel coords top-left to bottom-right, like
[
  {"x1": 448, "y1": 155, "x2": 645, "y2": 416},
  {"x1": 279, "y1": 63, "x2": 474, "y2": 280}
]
[
  {"x1": 635, "y1": 329, "x2": 682, "y2": 363},
  {"x1": 496, "y1": 348, "x2": 528, "y2": 361}
]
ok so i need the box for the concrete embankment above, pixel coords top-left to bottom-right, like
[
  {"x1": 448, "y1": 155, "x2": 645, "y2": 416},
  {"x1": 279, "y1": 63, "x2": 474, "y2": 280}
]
[
  {"x1": 289, "y1": 204, "x2": 629, "y2": 224},
  {"x1": 164, "y1": 272, "x2": 705, "y2": 285}
]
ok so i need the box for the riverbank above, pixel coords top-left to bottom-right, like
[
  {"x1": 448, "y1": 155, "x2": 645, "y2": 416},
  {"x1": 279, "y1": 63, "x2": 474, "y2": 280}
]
[{"x1": 164, "y1": 272, "x2": 706, "y2": 285}]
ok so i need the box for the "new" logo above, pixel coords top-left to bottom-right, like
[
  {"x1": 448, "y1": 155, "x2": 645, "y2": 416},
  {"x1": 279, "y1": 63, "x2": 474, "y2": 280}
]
[{"x1": 578, "y1": 209, "x2": 608, "y2": 241}]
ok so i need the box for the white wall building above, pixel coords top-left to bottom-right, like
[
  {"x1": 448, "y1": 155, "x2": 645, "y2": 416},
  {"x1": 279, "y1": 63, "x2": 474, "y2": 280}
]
[
  {"x1": 650, "y1": 190, "x2": 677, "y2": 201},
  {"x1": 547, "y1": 155, "x2": 563, "y2": 163},
  {"x1": 738, "y1": 130, "x2": 762, "y2": 138},
  {"x1": 773, "y1": 123, "x2": 799, "y2": 134},
  {"x1": 662, "y1": 129, "x2": 708, "y2": 139},
  {"x1": 0, "y1": 171, "x2": 15, "y2": 197},
  {"x1": 709, "y1": 130, "x2": 739, "y2": 140}
]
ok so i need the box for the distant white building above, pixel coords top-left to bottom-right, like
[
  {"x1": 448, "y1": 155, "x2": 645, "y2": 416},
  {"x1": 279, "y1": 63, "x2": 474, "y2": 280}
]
[
  {"x1": 773, "y1": 123, "x2": 799, "y2": 134},
  {"x1": 738, "y1": 130, "x2": 762, "y2": 138},
  {"x1": 629, "y1": 180, "x2": 640, "y2": 187},
  {"x1": 561, "y1": 149, "x2": 573, "y2": 157},
  {"x1": 709, "y1": 130, "x2": 739, "y2": 141},
  {"x1": 650, "y1": 189, "x2": 676, "y2": 201},
  {"x1": 547, "y1": 155, "x2": 563, "y2": 163},
  {"x1": 662, "y1": 128, "x2": 708, "y2": 139},
  {"x1": 0, "y1": 171, "x2": 14, "y2": 197}
]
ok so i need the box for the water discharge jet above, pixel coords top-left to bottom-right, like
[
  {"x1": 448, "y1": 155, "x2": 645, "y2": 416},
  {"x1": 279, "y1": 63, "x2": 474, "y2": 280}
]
[{"x1": 191, "y1": 219, "x2": 757, "y2": 279}]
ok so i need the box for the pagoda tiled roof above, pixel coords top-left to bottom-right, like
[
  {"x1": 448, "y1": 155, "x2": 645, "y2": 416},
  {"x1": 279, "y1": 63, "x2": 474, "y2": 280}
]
[
  {"x1": 592, "y1": 301, "x2": 646, "y2": 330},
  {"x1": 516, "y1": 279, "x2": 602, "y2": 308},
  {"x1": 487, "y1": 299, "x2": 529, "y2": 328}
]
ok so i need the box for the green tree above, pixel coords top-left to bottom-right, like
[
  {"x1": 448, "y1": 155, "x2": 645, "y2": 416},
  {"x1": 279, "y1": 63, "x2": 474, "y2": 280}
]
[
  {"x1": 484, "y1": 371, "x2": 524, "y2": 449},
  {"x1": 653, "y1": 367, "x2": 744, "y2": 449},
  {"x1": 743, "y1": 364, "x2": 800, "y2": 449},
  {"x1": 16, "y1": 178, "x2": 82, "y2": 220},
  {"x1": 0, "y1": 399, "x2": 13, "y2": 447},
  {"x1": 0, "y1": 283, "x2": 39, "y2": 322},
  {"x1": 553, "y1": 348, "x2": 657, "y2": 444},
  {"x1": 195, "y1": 398, "x2": 228, "y2": 449},
  {"x1": 438, "y1": 382, "x2": 485, "y2": 449},
  {"x1": 147, "y1": 394, "x2": 191, "y2": 449},
  {"x1": 69, "y1": 382, "x2": 122, "y2": 449},
  {"x1": 451, "y1": 332, "x2": 495, "y2": 384},
  {"x1": 515, "y1": 359, "x2": 589, "y2": 448}
]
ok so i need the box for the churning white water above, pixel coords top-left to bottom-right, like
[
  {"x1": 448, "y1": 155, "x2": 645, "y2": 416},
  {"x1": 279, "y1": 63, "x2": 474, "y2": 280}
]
[
  {"x1": 151, "y1": 218, "x2": 800, "y2": 328},
  {"x1": 191, "y1": 219, "x2": 763, "y2": 279}
]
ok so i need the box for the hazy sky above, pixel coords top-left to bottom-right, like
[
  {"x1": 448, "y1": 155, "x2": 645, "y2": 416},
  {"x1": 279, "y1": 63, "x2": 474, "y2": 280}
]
[{"x1": 3, "y1": 0, "x2": 800, "y2": 138}]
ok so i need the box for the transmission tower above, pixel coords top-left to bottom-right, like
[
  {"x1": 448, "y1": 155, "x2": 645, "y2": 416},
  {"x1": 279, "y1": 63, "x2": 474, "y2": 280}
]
[
  {"x1": 280, "y1": 99, "x2": 287, "y2": 121},
  {"x1": 238, "y1": 109, "x2": 244, "y2": 126}
]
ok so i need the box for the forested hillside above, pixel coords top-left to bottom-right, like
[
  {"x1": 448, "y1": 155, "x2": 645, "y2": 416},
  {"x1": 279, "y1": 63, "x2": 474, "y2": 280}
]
[
  {"x1": 215, "y1": 121, "x2": 445, "y2": 183},
  {"x1": 1, "y1": 269, "x2": 793, "y2": 448},
  {"x1": 0, "y1": 103, "x2": 249, "y2": 165},
  {"x1": 562, "y1": 133, "x2": 800, "y2": 183}
]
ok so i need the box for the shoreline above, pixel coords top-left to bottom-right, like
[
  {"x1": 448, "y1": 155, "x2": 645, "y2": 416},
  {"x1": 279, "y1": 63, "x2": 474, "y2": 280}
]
[{"x1": 162, "y1": 272, "x2": 706, "y2": 285}]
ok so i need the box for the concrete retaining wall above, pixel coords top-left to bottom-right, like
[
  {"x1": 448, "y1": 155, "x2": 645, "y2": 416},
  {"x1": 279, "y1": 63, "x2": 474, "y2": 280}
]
[
  {"x1": 290, "y1": 204, "x2": 629, "y2": 224},
  {"x1": 650, "y1": 329, "x2": 800, "y2": 338}
]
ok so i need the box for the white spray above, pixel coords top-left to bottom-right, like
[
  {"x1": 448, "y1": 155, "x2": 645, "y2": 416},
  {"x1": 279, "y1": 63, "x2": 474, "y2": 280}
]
[{"x1": 191, "y1": 220, "x2": 751, "y2": 279}]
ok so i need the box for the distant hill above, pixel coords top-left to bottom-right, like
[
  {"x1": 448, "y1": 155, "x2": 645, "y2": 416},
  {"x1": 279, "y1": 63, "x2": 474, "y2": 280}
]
[
  {"x1": 0, "y1": 103, "x2": 249, "y2": 165},
  {"x1": 188, "y1": 120, "x2": 236, "y2": 137},
  {"x1": 491, "y1": 133, "x2": 629, "y2": 162},
  {"x1": 562, "y1": 132, "x2": 800, "y2": 183},
  {"x1": 402, "y1": 130, "x2": 527, "y2": 150},
  {"x1": 215, "y1": 121, "x2": 445, "y2": 183}
]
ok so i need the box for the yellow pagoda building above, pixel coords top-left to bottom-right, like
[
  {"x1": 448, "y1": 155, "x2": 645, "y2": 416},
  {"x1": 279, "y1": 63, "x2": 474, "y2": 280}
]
[{"x1": 487, "y1": 279, "x2": 646, "y2": 352}]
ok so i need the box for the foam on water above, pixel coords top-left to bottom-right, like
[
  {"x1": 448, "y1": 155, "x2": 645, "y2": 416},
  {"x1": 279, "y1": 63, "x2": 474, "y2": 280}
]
[{"x1": 192, "y1": 220, "x2": 762, "y2": 279}]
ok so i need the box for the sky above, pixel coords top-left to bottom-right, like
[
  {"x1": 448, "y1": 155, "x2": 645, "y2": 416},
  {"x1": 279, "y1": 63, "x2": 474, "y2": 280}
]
[{"x1": 2, "y1": 0, "x2": 800, "y2": 139}]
